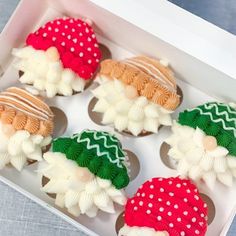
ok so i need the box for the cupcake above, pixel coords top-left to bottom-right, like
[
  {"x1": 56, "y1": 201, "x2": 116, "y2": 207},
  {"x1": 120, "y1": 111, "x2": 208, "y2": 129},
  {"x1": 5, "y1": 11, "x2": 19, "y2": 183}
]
[
  {"x1": 12, "y1": 17, "x2": 102, "y2": 97},
  {"x1": 119, "y1": 177, "x2": 208, "y2": 236},
  {"x1": 39, "y1": 130, "x2": 129, "y2": 217},
  {"x1": 166, "y1": 102, "x2": 236, "y2": 189},
  {"x1": 0, "y1": 87, "x2": 53, "y2": 171},
  {"x1": 92, "y1": 57, "x2": 180, "y2": 136}
]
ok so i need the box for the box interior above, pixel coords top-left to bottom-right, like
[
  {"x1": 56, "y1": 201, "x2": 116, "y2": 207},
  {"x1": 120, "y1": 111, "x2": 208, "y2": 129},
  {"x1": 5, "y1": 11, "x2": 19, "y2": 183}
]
[{"x1": 0, "y1": 0, "x2": 235, "y2": 235}]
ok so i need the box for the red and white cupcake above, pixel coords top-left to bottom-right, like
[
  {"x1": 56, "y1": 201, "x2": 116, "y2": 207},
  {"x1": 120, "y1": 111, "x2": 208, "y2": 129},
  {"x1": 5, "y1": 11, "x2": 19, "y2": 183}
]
[
  {"x1": 119, "y1": 177, "x2": 208, "y2": 236},
  {"x1": 13, "y1": 17, "x2": 102, "y2": 97}
]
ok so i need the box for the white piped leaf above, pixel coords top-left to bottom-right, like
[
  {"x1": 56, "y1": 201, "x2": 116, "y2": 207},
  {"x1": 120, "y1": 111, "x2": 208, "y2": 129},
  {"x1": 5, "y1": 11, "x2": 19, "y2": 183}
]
[
  {"x1": 65, "y1": 190, "x2": 80, "y2": 208},
  {"x1": 79, "y1": 191, "x2": 93, "y2": 214},
  {"x1": 10, "y1": 154, "x2": 27, "y2": 171}
]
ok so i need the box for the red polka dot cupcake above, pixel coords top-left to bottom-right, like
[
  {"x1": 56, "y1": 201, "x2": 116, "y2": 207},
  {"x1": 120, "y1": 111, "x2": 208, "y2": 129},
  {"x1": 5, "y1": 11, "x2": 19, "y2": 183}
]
[
  {"x1": 12, "y1": 17, "x2": 102, "y2": 97},
  {"x1": 119, "y1": 177, "x2": 208, "y2": 236}
]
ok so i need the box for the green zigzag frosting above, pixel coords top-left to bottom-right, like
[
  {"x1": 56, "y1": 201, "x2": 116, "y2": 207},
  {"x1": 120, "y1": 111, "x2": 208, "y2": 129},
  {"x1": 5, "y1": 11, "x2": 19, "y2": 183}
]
[
  {"x1": 178, "y1": 102, "x2": 236, "y2": 156},
  {"x1": 52, "y1": 130, "x2": 129, "y2": 189}
]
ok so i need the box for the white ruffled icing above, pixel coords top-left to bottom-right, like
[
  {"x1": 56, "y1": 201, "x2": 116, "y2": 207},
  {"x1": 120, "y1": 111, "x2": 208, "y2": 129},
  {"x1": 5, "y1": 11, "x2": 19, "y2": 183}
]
[
  {"x1": 39, "y1": 152, "x2": 127, "y2": 217},
  {"x1": 12, "y1": 46, "x2": 86, "y2": 98},
  {"x1": 92, "y1": 77, "x2": 172, "y2": 136},
  {"x1": 166, "y1": 121, "x2": 236, "y2": 189},
  {"x1": 119, "y1": 224, "x2": 169, "y2": 236},
  {"x1": 0, "y1": 121, "x2": 51, "y2": 171}
]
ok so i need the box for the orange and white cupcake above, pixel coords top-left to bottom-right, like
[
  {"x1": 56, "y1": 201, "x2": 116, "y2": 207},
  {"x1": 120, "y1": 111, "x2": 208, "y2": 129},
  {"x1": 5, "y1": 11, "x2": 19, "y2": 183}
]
[
  {"x1": 0, "y1": 87, "x2": 54, "y2": 171},
  {"x1": 92, "y1": 56, "x2": 180, "y2": 136}
]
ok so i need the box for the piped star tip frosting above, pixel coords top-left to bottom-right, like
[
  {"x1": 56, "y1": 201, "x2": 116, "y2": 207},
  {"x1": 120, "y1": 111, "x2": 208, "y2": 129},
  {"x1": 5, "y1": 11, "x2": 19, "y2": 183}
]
[
  {"x1": 166, "y1": 102, "x2": 236, "y2": 189},
  {"x1": 0, "y1": 87, "x2": 53, "y2": 171},
  {"x1": 119, "y1": 177, "x2": 208, "y2": 236},
  {"x1": 92, "y1": 56, "x2": 180, "y2": 136},
  {"x1": 12, "y1": 17, "x2": 102, "y2": 97},
  {"x1": 39, "y1": 130, "x2": 130, "y2": 217}
]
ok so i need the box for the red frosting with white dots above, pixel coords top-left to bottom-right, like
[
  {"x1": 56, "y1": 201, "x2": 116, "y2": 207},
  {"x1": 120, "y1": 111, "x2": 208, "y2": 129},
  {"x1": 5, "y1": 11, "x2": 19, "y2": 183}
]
[
  {"x1": 124, "y1": 177, "x2": 208, "y2": 236},
  {"x1": 26, "y1": 17, "x2": 102, "y2": 80}
]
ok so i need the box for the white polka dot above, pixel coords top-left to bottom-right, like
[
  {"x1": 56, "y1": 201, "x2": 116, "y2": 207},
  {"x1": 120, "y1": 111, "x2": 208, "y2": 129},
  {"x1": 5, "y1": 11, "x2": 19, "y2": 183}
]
[
  {"x1": 65, "y1": 25, "x2": 68, "y2": 29},
  {"x1": 149, "y1": 194, "x2": 154, "y2": 199},
  {"x1": 146, "y1": 210, "x2": 151, "y2": 214},
  {"x1": 70, "y1": 19, "x2": 74, "y2": 23},
  {"x1": 194, "y1": 207, "x2": 198, "y2": 211},
  {"x1": 168, "y1": 181, "x2": 172, "y2": 185},
  {"x1": 194, "y1": 188, "x2": 198, "y2": 193},
  {"x1": 204, "y1": 203, "x2": 207, "y2": 208},
  {"x1": 168, "y1": 211, "x2": 172, "y2": 216},
  {"x1": 186, "y1": 224, "x2": 191, "y2": 229},
  {"x1": 56, "y1": 21, "x2": 61, "y2": 25},
  {"x1": 94, "y1": 53, "x2": 97, "y2": 57},
  {"x1": 70, "y1": 47, "x2": 75, "y2": 52},
  {"x1": 137, "y1": 193, "x2": 140, "y2": 197},
  {"x1": 139, "y1": 201, "x2": 143, "y2": 206},
  {"x1": 176, "y1": 183, "x2": 181, "y2": 188},
  {"x1": 160, "y1": 188, "x2": 164, "y2": 192},
  {"x1": 192, "y1": 217, "x2": 196, "y2": 222},
  {"x1": 88, "y1": 59, "x2": 92, "y2": 64},
  {"x1": 180, "y1": 231, "x2": 185, "y2": 236},
  {"x1": 72, "y1": 28, "x2": 75, "y2": 32},
  {"x1": 79, "y1": 32, "x2": 83, "y2": 36},
  {"x1": 88, "y1": 37, "x2": 91, "y2": 42},
  {"x1": 169, "y1": 192, "x2": 174, "y2": 197},
  {"x1": 79, "y1": 52, "x2": 84, "y2": 57},
  {"x1": 148, "y1": 203, "x2": 153, "y2": 208},
  {"x1": 67, "y1": 35, "x2": 71, "y2": 39},
  {"x1": 199, "y1": 222, "x2": 204, "y2": 226},
  {"x1": 52, "y1": 37, "x2": 56, "y2": 41},
  {"x1": 184, "y1": 198, "x2": 188, "y2": 202},
  {"x1": 195, "y1": 195, "x2": 200, "y2": 200},
  {"x1": 174, "y1": 204, "x2": 178, "y2": 209},
  {"x1": 55, "y1": 28, "x2": 59, "y2": 32},
  {"x1": 200, "y1": 213, "x2": 205, "y2": 218},
  {"x1": 73, "y1": 38, "x2": 77, "y2": 43},
  {"x1": 169, "y1": 223, "x2": 174, "y2": 228},
  {"x1": 43, "y1": 33, "x2": 47, "y2": 37},
  {"x1": 131, "y1": 200, "x2": 135, "y2": 204},
  {"x1": 85, "y1": 28, "x2": 89, "y2": 33},
  {"x1": 166, "y1": 201, "x2": 171, "y2": 206},
  {"x1": 48, "y1": 27, "x2": 52, "y2": 31},
  {"x1": 186, "y1": 189, "x2": 191, "y2": 193},
  {"x1": 78, "y1": 23, "x2": 81, "y2": 27},
  {"x1": 195, "y1": 230, "x2": 200, "y2": 235},
  {"x1": 158, "y1": 178, "x2": 163, "y2": 181},
  {"x1": 94, "y1": 43, "x2": 98, "y2": 48},
  {"x1": 92, "y1": 34, "x2": 95, "y2": 38},
  {"x1": 177, "y1": 217, "x2": 181, "y2": 222},
  {"x1": 80, "y1": 42, "x2": 84, "y2": 47},
  {"x1": 158, "y1": 198, "x2": 162, "y2": 202},
  {"x1": 159, "y1": 207, "x2": 164, "y2": 212},
  {"x1": 87, "y1": 47, "x2": 92, "y2": 51},
  {"x1": 140, "y1": 185, "x2": 143, "y2": 189},
  {"x1": 183, "y1": 211, "x2": 188, "y2": 216},
  {"x1": 183, "y1": 182, "x2": 187, "y2": 186},
  {"x1": 96, "y1": 59, "x2": 99, "y2": 62},
  {"x1": 150, "y1": 185, "x2": 154, "y2": 189},
  {"x1": 62, "y1": 32, "x2": 65, "y2": 36},
  {"x1": 134, "y1": 206, "x2": 138, "y2": 211},
  {"x1": 141, "y1": 193, "x2": 145, "y2": 197},
  {"x1": 61, "y1": 42, "x2": 65, "y2": 46},
  {"x1": 157, "y1": 216, "x2": 162, "y2": 221}
]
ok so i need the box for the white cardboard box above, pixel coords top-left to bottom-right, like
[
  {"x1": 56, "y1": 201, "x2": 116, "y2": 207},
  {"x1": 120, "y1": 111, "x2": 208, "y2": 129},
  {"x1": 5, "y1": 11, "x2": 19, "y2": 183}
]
[{"x1": 0, "y1": 0, "x2": 236, "y2": 235}]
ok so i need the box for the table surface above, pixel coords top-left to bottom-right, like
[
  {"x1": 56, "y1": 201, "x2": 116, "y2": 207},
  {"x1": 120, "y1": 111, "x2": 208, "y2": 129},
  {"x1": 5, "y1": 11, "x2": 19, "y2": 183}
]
[{"x1": 0, "y1": 0, "x2": 236, "y2": 235}]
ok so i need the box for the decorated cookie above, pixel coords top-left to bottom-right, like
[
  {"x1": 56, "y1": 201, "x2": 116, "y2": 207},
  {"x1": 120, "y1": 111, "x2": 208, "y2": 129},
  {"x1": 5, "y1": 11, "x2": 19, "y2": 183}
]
[
  {"x1": 12, "y1": 17, "x2": 102, "y2": 97},
  {"x1": 119, "y1": 177, "x2": 208, "y2": 236},
  {"x1": 39, "y1": 130, "x2": 129, "y2": 217},
  {"x1": 0, "y1": 87, "x2": 53, "y2": 171},
  {"x1": 166, "y1": 102, "x2": 236, "y2": 189},
  {"x1": 92, "y1": 56, "x2": 180, "y2": 136}
]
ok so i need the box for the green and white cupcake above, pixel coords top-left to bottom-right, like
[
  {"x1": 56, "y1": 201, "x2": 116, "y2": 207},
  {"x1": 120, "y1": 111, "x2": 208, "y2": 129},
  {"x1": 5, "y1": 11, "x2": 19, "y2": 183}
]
[
  {"x1": 166, "y1": 102, "x2": 236, "y2": 189},
  {"x1": 39, "y1": 130, "x2": 130, "y2": 217}
]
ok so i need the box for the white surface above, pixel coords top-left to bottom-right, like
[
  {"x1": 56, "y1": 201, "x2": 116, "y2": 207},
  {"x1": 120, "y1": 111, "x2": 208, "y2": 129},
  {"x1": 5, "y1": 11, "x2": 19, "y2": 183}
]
[{"x1": 0, "y1": 0, "x2": 236, "y2": 235}]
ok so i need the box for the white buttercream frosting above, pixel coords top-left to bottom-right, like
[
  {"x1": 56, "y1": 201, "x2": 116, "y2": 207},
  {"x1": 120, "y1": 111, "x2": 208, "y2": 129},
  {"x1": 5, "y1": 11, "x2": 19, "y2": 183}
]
[
  {"x1": 119, "y1": 224, "x2": 169, "y2": 236},
  {"x1": 12, "y1": 46, "x2": 86, "y2": 97},
  {"x1": 39, "y1": 152, "x2": 127, "y2": 217},
  {"x1": 166, "y1": 121, "x2": 236, "y2": 189},
  {"x1": 0, "y1": 121, "x2": 51, "y2": 171},
  {"x1": 92, "y1": 77, "x2": 172, "y2": 136}
]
